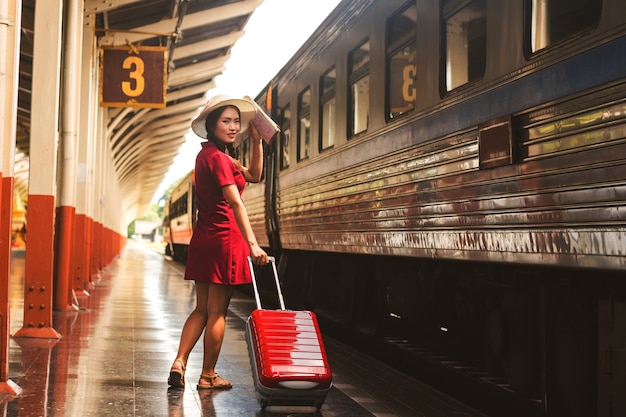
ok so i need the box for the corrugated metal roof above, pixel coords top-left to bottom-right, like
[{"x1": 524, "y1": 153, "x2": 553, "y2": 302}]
[{"x1": 15, "y1": 0, "x2": 262, "y2": 218}]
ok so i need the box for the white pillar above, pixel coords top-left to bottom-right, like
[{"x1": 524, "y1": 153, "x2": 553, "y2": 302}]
[
  {"x1": 29, "y1": 0, "x2": 63, "y2": 197},
  {"x1": 16, "y1": 0, "x2": 64, "y2": 339},
  {"x1": 59, "y1": 0, "x2": 84, "y2": 207}
]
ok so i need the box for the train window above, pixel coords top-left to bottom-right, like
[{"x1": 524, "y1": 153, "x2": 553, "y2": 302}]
[
  {"x1": 173, "y1": 192, "x2": 188, "y2": 218},
  {"x1": 386, "y1": 2, "x2": 417, "y2": 120},
  {"x1": 298, "y1": 87, "x2": 311, "y2": 161},
  {"x1": 320, "y1": 67, "x2": 336, "y2": 151},
  {"x1": 349, "y1": 40, "x2": 370, "y2": 137},
  {"x1": 442, "y1": 0, "x2": 486, "y2": 92},
  {"x1": 528, "y1": 0, "x2": 601, "y2": 53},
  {"x1": 280, "y1": 104, "x2": 291, "y2": 170}
]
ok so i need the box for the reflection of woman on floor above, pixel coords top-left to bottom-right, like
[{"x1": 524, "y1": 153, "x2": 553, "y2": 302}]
[{"x1": 167, "y1": 387, "x2": 183, "y2": 417}]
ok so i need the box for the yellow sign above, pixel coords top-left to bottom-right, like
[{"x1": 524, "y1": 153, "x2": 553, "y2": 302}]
[{"x1": 99, "y1": 46, "x2": 167, "y2": 108}]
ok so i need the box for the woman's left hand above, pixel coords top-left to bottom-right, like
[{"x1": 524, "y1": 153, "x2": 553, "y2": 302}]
[{"x1": 248, "y1": 122, "x2": 262, "y2": 143}]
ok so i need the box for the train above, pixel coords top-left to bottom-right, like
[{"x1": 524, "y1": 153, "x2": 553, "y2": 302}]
[
  {"x1": 162, "y1": 170, "x2": 195, "y2": 261},
  {"x1": 163, "y1": 1, "x2": 626, "y2": 415}
]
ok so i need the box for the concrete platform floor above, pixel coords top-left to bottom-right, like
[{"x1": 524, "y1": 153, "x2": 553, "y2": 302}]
[
  {"x1": 1, "y1": 244, "x2": 376, "y2": 416},
  {"x1": 2, "y1": 242, "x2": 489, "y2": 417}
]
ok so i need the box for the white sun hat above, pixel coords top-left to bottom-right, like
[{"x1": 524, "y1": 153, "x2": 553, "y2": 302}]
[{"x1": 191, "y1": 95, "x2": 256, "y2": 138}]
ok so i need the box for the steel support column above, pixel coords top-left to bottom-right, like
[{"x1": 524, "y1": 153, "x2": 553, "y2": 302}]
[
  {"x1": 72, "y1": 11, "x2": 98, "y2": 308},
  {"x1": 0, "y1": 0, "x2": 23, "y2": 395},
  {"x1": 14, "y1": 0, "x2": 64, "y2": 339},
  {"x1": 54, "y1": 0, "x2": 85, "y2": 311}
]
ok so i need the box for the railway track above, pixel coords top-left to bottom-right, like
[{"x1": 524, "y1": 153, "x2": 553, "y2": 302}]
[{"x1": 316, "y1": 313, "x2": 545, "y2": 417}]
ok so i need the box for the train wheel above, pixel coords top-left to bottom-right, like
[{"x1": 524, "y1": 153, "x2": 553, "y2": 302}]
[
  {"x1": 498, "y1": 290, "x2": 541, "y2": 399},
  {"x1": 354, "y1": 259, "x2": 389, "y2": 337},
  {"x1": 337, "y1": 256, "x2": 358, "y2": 326},
  {"x1": 282, "y1": 251, "x2": 316, "y2": 310},
  {"x1": 547, "y1": 291, "x2": 595, "y2": 417}
]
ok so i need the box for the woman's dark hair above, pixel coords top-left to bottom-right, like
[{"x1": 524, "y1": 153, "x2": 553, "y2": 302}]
[{"x1": 205, "y1": 105, "x2": 240, "y2": 157}]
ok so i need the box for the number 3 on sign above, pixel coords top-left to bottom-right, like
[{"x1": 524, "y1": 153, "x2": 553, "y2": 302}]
[
  {"x1": 100, "y1": 46, "x2": 166, "y2": 108},
  {"x1": 122, "y1": 56, "x2": 145, "y2": 97}
]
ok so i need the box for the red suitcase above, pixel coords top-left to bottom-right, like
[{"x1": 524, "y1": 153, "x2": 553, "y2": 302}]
[{"x1": 245, "y1": 256, "x2": 332, "y2": 410}]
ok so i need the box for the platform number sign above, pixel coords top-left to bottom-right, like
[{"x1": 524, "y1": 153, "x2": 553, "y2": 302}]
[{"x1": 100, "y1": 46, "x2": 167, "y2": 108}]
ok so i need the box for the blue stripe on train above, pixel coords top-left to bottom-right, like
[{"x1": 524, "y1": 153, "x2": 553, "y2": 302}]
[{"x1": 413, "y1": 35, "x2": 626, "y2": 143}]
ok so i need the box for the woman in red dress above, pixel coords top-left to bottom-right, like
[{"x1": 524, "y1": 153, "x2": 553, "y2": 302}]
[{"x1": 168, "y1": 95, "x2": 269, "y2": 390}]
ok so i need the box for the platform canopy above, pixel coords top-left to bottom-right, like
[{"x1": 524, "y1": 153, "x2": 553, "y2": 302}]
[{"x1": 14, "y1": 0, "x2": 262, "y2": 219}]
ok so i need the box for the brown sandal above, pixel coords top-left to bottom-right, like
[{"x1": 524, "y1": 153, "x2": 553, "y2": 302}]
[
  {"x1": 197, "y1": 373, "x2": 232, "y2": 390},
  {"x1": 168, "y1": 359, "x2": 186, "y2": 388}
]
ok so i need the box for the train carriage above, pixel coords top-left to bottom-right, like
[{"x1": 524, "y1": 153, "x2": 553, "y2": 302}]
[
  {"x1": 166, "y1": 0, "x2": 626, "y2": 415},
  {"x1": 163, "y1": 170, "x2": 196, "y2": 262}
]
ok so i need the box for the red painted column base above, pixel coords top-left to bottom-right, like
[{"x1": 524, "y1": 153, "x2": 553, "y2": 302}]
[
  {"x1": 13, "y1": 327, "x2": 61, "y2": 339},
  {"x1": 0, "y1": 177, "x2": 19, "y2": 395},
  {"x1": 17, "y1": 195, "x2": 60, "y2": 339},
  {"x1": 55, "y1": 206, "x2": 78, "y2": 311}
]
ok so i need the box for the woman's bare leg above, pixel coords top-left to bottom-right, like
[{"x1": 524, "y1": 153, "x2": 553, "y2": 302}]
[
  {"x1": 172, "y1": 282, "x2": 210, "y2": 368},
  {"x1": 199, "y1": 283, "x2": 234, "y2": 382}
]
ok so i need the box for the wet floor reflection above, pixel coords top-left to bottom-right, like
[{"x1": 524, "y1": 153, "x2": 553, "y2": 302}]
[
  {"x1": 9, "y1": 249, "x2": 25, "y2": 335},
  {"x1": 1, "y1": 244, "x2": 371, "y2": 417}
]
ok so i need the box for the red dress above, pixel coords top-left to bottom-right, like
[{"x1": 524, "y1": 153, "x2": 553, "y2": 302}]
[{"x1": 184, "y1": 141, "x2": 252, "y2": 285}]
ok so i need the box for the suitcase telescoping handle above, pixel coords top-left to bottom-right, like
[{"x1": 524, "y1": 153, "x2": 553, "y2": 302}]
[{"x1": 247, "y1": 256, "x2": 286, "y2": 311}]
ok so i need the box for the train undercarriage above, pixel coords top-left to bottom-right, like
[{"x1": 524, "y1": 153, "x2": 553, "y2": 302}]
[{"x1": 270, "y1": 250, "x2": 625, "y2": 417}]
